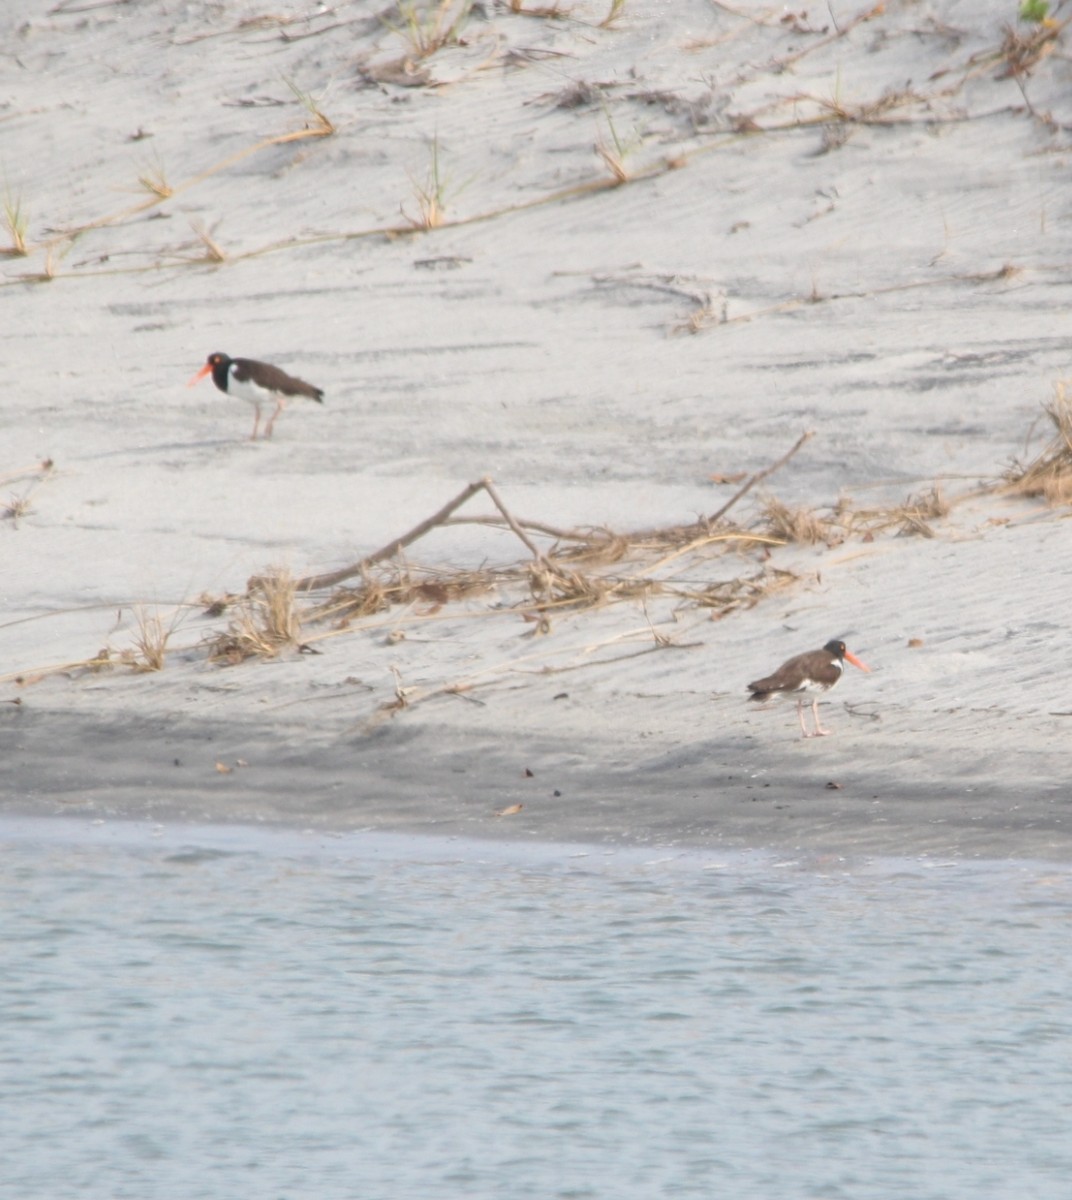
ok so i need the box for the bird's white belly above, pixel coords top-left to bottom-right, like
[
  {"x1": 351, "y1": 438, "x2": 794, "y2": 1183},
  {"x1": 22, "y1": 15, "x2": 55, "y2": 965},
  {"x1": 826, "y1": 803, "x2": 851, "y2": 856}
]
[
  {"x1": 226, "y1": 376, "x2": 276, "y2": 409},
  {"x1": 799, "y1": 673, "x2": 839, "y2": 695}
]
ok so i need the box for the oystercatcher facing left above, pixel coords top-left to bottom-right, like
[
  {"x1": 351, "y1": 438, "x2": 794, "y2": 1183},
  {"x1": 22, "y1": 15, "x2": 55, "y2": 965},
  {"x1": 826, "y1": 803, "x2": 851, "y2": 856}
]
[
  {"x1": 747, "y1": 638, "x2": 871, "y2": 738},
  {"x1": 188, "y1": 352, "x2": 324, "y2": 440}
]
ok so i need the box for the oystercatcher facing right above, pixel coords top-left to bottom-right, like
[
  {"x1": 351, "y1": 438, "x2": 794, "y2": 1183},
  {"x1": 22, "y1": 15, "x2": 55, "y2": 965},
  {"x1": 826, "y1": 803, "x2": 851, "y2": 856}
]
[
  {"x1": 188, "y1": 352, "x2": 324, "y2": 440},
  {"x1": 747, "y1": 638, "x2": 871, "y2": 738}
]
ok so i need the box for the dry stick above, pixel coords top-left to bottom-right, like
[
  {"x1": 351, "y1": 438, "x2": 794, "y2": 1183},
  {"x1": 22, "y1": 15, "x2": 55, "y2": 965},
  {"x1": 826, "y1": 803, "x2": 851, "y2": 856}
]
[
  {"x1": 481, "y1": 477, "x2": 548, "y2": 565},
  {"x1": 441, "y1": 514, "x2": 594, "y2": 541},
  {"x1": 0, "y1": 460, "x2": 54, "y2": 488},
  {"x1": 706, "y1": 430, "x2": 814, "y2": 526},
  {"x1": 291, "y1": 479, "x2": 487, "y2": 593},
  {"x1": 641, "y1": 532, "x2": 782, "y2": 578},
  {"x1": 291, "y1": 476, "x2": 544, "y2": 594}
]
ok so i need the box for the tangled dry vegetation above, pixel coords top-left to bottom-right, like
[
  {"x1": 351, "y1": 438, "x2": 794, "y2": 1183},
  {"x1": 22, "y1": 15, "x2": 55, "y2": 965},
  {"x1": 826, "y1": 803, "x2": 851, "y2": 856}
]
[
  {"x1": 1, "y1": 458, "x2": 54, "y2": 530},
  {"x1": 180, "y1": 390, "x2": 1072, "y2": 678},
  {"x1": 760, "y1": 484, "x2": 953, "y2": 546},
  {"x1": 1002, "y1": 383, "x2": 1072, "y2": 504},
  {"x1": 47, "y1": 395, "x2": 1068, "y2": 683},
  {"x1": 7, "y1": 392, "x2": 1072, "y2": 697}
]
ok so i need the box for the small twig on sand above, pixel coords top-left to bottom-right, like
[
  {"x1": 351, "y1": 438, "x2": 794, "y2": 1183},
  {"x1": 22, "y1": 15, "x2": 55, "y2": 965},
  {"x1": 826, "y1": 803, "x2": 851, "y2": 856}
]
[{"x1": 706, "y1": 430, "x2": 813, "y2": 525}]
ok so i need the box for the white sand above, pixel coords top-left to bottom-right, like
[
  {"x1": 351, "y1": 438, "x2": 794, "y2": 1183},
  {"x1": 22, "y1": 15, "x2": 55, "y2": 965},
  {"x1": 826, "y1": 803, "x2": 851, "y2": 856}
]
[{"x1": 3, "y1": 0, "x2": 1071, "y2": 858}]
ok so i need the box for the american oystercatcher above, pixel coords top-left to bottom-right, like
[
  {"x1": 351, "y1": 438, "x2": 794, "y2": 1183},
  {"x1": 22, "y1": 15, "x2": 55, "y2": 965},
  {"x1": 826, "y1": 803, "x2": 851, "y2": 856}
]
[
  {"x1": 747, "y1": 639, "x2": 870, "y2": 738},
  {"x1": 187, "y1": 352, "x2": 324, "y2": 440}
]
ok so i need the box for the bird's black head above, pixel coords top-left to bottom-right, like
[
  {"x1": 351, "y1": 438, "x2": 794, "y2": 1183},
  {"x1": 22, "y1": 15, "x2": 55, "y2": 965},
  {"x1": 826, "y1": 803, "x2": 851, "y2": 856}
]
[
  {"x1": 823, "y1": 639, "x2": 849, "y2": 659},
  {"x1": 206, "y1": 352, "x2": 230, "y2": 369}
]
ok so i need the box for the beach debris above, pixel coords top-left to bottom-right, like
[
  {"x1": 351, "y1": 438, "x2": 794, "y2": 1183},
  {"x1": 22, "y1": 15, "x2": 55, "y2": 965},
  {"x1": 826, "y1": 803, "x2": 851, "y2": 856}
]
[
  {"x1": 1003, "y1": 386, "x2": 1072, "y2": 506},
  {"x1": 200, "y1": 593, "x2": 234, "y2": 618},
  {"x1": 494, "y1": 804, "x2": 523, "y2": 817},
  {"x1": 208, "y1": 568, "x2": 301, "y2": 664}
]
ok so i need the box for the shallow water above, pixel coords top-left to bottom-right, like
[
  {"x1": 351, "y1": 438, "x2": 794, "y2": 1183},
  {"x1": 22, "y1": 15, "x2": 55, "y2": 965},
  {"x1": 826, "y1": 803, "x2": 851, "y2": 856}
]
[{"x1": 3, "y1": 817, "x2": 1072, "y2": 1200}]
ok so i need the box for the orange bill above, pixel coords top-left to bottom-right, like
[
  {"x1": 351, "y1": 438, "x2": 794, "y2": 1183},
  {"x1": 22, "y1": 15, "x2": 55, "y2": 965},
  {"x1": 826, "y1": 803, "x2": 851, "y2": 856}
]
[
  {"x1": 844, "y1": 649, "x2": 870, "y2": 673},
  {"x1": 187, "y1": 362, "x2": 212, "y2": 387}
]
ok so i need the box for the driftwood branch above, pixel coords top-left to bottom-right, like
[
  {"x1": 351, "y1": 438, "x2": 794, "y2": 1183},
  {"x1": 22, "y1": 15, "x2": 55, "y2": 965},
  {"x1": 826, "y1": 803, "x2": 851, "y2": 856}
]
[
  {"x1": 291, "y1": 476, "x2": 545, "y2": 594},
  {"x1": 481, "y1": 477, "x2": 548, "y2": 565},
  {"x1": 706, "y1": 430, "x2": 813, "y2": 525},
  {"x1": 439, "y1": 514, "x2": 605, "y2": 542},
  {"x1": 292, "y1": 479, "x2": 486, "y2": 593}
]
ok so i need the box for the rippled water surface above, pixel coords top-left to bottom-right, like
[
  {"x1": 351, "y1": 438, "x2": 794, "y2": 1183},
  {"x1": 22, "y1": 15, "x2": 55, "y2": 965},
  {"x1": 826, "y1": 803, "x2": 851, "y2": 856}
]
[{"x1": 4, "y1": 818, "x2": 1072, "y2": 1200}]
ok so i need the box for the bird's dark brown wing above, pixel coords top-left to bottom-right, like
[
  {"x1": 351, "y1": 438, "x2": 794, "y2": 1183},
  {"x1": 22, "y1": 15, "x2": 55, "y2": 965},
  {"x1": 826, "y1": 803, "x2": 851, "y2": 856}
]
[
  {"x1": 748, "y1": 649, "x2": 839, "y2": 696},
  {"x1": 233, "y1": 358, "x2": 325, "y2": 402}
]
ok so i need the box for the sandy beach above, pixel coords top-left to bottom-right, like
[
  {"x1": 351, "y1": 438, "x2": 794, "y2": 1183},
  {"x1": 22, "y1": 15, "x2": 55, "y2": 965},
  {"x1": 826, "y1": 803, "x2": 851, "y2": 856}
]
[{"x1": 3, "y1": 0, "x2": 1072, "y2": 860}]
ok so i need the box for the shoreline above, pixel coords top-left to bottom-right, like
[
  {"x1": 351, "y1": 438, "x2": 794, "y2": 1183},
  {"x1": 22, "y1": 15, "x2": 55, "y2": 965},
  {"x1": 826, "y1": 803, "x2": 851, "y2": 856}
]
[
  {"x1": 5, "y1": 806, "x2": 1072, "y2": 885},
  {"x1": 6, "y1": 699, "x2": 1071, "y2": 863}
]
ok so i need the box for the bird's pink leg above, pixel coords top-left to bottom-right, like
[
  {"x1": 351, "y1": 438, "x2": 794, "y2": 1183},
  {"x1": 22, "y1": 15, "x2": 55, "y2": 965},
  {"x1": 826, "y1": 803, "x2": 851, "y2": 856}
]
[
  {"x1": 796, "y1": 700, "x2": 810, "y2": 738},
  {"x1": 265, "y1": 399, "x2": 284, "y2": 438},
  {"x1": 250, "y1": 407, "x2": 261, "y2": 440},
  {"x1": 807, "y1": 697, "x2": 832, "y2": 738}
]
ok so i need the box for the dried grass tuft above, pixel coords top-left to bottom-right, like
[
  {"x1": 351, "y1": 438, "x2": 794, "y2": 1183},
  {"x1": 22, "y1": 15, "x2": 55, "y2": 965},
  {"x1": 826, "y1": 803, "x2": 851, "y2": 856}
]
[
  {"x1": 846, "y1": 485, "x2": 952, "y2": 539},
  {"x1": 3, "y1": 492, "x2": 33, "y2": 528},
  {"x1": 403, "y1": 136, "x2": 458, "y2": 230},
  {"x1": 761, "y1": 496, "x2": 839, "y2": 545},
  {"x1": 599, "y1": 0, "x2": 627, "y2": 27},
  {"x1": 507, "y1": 0, "x2": 571, "y2": 15},
  {"x1": 128, "y1": 606, "x2": 173, "y2": 672},
  {"x1": 596, "y1": 135, "x2": 630, "y2": 184},
  {"x1": 687, "y1": 568, "x2": 800, "y2": 619},
  {"x1": 282, "y1": 77, "x2": 336, "y2": 138},
  {"x1": 314, "y1": 566, "x2": 491, "y2": 626},
  {"x1": 677, "y1": 293, "x2": 727, "y2": 334},
  {"x1": 1, "y1": 189, "x2": 29, "y2": 257},
  {"x1": 387, "y1": 0, "x2": 472, "y2": 60},
  {"x1": 996, "y1": 19, "x2": 1060, "y2": 79},
  {"x1": 209, "y1": 568, "x2": 300, "y2": 664},
  {"x1": 594, "y1": 105, "x2": 640, "y2": 185},
  {"x1": 891, "y1": 485, "x2": 951, "y2": 537},
  {"x1": 1003, "y1": 385, "x2": 1072, "y2": 505},
  {"x1": 136, "y1": 156, "x2": 173, "y2": 199},
  {"x1": 1, "y1": 457, "x2": 55, "y2": 527},
  {"x1": 550, "y1": 530, "x2": 631, "y2": 568},
  {"x1": 189, "y1": 220, "x2": 227, "y2": 263}
]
